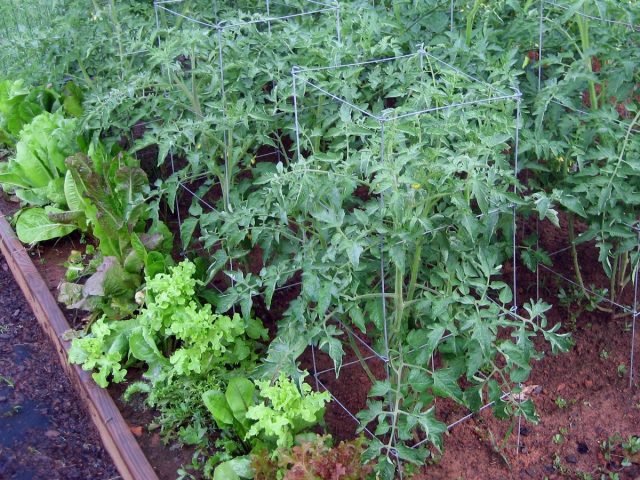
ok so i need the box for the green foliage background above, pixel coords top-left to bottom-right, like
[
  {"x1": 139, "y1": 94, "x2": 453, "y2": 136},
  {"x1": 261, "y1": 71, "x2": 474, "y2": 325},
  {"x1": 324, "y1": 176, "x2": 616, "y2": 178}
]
[{"x1": 0, "y1": 0, "x2": 638, "y2": 478}]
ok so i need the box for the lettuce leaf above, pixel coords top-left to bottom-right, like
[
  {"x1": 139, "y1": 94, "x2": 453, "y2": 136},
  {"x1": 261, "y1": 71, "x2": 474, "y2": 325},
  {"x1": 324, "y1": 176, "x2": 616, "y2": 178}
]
[
  {"x1": 15, "y1": 206, "x2": 79, "y2": 244},
  {"x1": 0, "y1": 111, "x2": 79, "y2": 205},
  {"x1": 0, "y1": 79, "x2": 53, "y2": 145}
]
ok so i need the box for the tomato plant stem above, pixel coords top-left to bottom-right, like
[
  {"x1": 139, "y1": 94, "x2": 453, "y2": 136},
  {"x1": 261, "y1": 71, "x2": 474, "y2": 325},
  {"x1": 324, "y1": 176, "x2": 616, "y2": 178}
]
[
  {"x1": 610, "y1": 252, "x2": 619, "y2": 304},
  {"x1": 567, "y1": 212, "x2": 586, "y2": 294},
  {"x1": 567, "y1": 213, "x2": 612, "y2": 313},
  {"x1": 406, "y1": 240, "x2": 423, "y2": 311},
  {"x1": 393, "y1": 265, "x2": 404, "y2": 341},
  {"x1": 345, "y1": 328, "x2": 377, "y2": 384},
  {"x1": 575, "y1": 14, "x2": 598, "y2": 111},
  {"x1": 466, "y1": 0, "x2": 483, "y2": 47},
  {"x1": 386, "y1": 361, "x2": 404, "y2": 458}
]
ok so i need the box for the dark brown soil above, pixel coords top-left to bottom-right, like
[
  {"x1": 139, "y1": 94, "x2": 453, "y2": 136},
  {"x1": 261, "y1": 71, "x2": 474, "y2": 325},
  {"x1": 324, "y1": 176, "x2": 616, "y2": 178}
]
[
  {"x1": 0, "y1": 196, "x2": 192, "y2": 479},
  {"x1": 0, "y1": 253, "x2": 118, "y2": 480}
]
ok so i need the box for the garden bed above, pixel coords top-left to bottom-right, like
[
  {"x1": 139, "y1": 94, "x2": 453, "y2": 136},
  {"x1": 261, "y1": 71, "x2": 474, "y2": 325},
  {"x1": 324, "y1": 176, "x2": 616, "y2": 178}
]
[
  {"x1": 422, "y1": 218, "x2": 640, "y2": 479},
  {"x1": 2, "y1": 192, "x2": 639, "y2": 479},
  {"x1": 0, "y1": 2, "x2": 638, "y2": 477},
  {"x1": 0, "y1": 250, "x2": 117, "y2": 480},
  {"x1": 0, "y1": 199, "x2": 158, "y2": 480}
]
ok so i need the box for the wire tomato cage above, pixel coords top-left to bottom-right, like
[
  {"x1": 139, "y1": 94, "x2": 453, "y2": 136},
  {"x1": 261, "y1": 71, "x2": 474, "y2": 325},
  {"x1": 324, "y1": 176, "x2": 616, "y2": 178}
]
[
  {"x1": 535, "y1": 0, "x2": 640, "y2": 388},
  {"x1": 148, "y1": 0, "x2": 341, "y2": 303},
  {"x1": 152, "y1": 0, "x2": 341, "y2": 213},
  {"x1": 290, "y1": 44, "x2": 533, "y2": 473}
]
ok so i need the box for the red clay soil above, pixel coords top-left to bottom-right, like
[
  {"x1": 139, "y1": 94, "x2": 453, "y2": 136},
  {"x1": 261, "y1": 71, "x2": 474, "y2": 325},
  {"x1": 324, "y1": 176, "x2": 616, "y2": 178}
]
[
  {"x1": 299, "y1": 217, "x2": 640, "y2": 480},
  {"x1": 3, "y1": 185, "x2": 640, "y2": 479},
  {"x1": 423, "y1": 217, "x2": 640, "y2": 479}
]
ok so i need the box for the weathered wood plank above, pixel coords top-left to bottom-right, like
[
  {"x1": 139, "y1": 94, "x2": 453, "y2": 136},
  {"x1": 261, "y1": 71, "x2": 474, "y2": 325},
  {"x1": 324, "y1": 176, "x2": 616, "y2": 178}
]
[{"x1": 0, "y1": 211, "x2": 159, "y2": 480}]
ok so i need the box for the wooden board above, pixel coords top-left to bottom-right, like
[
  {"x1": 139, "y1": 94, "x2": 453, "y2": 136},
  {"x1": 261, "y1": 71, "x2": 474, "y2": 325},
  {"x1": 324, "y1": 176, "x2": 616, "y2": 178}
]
[{"x1": 0, "y1": 211, "x2": 159, "y2": 480}]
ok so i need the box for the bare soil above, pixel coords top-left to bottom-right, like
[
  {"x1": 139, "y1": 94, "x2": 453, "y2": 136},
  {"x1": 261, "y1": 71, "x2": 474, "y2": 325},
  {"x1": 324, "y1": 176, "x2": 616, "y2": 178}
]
[
  {"x1": 437, "y1": 217, "x2": 640, "y2": 479},
  {"x1": 0, "y1": 252, "x2": 118, "y2": 480}
]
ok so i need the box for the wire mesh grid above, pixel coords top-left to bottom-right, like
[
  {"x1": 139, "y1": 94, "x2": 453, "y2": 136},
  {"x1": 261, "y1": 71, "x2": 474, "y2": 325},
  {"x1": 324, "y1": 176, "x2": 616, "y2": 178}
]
[
  {"x1": 150, "y1": 38, "x2": 533, "y2": 469},
  {"x1": 175, "y1": 161, "x2": 522, "y2": 463},
  {"x1": 536, "y1": 0, "x2": 640, "y2": 388},
  {"x1": 370, "y1": 0, "x2": 498, "y2": 36},
  {"x1": 145, "y1": 0, "x2": 342, "y2": 325},
  {"x1": 153, "y1": 0, "x2": 340, "y2": 214},
  {"x1": 154, "y1": 0, "x2": 340, "y2": 34},
  {"x1": 291, "y1": 45, "x2": 528, "y2": 472},
  {"x1": 310, "y1": 314, "x2": 515, "y2": 444}
]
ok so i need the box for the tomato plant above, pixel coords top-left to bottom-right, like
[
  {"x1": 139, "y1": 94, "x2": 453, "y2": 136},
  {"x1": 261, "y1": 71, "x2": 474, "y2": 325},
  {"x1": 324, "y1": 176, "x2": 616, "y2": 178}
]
[
  {"x1": 197, "y1": 45, "x2": 570, "y2": 478},
  {"x1": 525, "y1": 0, "x2": 640, "y2": 310}
]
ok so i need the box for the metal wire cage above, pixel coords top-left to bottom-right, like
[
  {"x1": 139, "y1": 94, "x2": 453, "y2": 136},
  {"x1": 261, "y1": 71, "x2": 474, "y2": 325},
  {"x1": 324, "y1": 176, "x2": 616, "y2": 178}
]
[
  {"x1": 290, "y1": 45, "x2": 530, "y2": 474},
  {"x1": 535, "y1": 0, "x2": 640, "y2": 388}
]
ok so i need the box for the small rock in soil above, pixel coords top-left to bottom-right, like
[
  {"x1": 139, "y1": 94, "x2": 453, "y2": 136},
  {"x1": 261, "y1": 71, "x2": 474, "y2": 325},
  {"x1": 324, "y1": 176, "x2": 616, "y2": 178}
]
[
  {"x1": 577, "y1": 441, "x2": 589, "y2": 454},
  {"x1": 565, "y1": 454, "x2": 577, "y2": 464},
  {"x1": 44, "y1": 430, "x2": 60, "y2": 438}
]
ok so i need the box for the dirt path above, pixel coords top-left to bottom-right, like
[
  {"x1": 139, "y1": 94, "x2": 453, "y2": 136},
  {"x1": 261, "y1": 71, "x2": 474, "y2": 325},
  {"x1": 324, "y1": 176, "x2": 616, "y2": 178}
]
[{"x1": 0, "y1": 251, "x2": 118, "y2": 480}]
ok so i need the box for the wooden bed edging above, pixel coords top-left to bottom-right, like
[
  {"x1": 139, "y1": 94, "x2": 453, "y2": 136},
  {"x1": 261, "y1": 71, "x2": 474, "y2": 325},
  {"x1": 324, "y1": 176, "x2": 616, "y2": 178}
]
[{"x1": 0, "y1": 211, "x2": 159, "y2": 480}]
